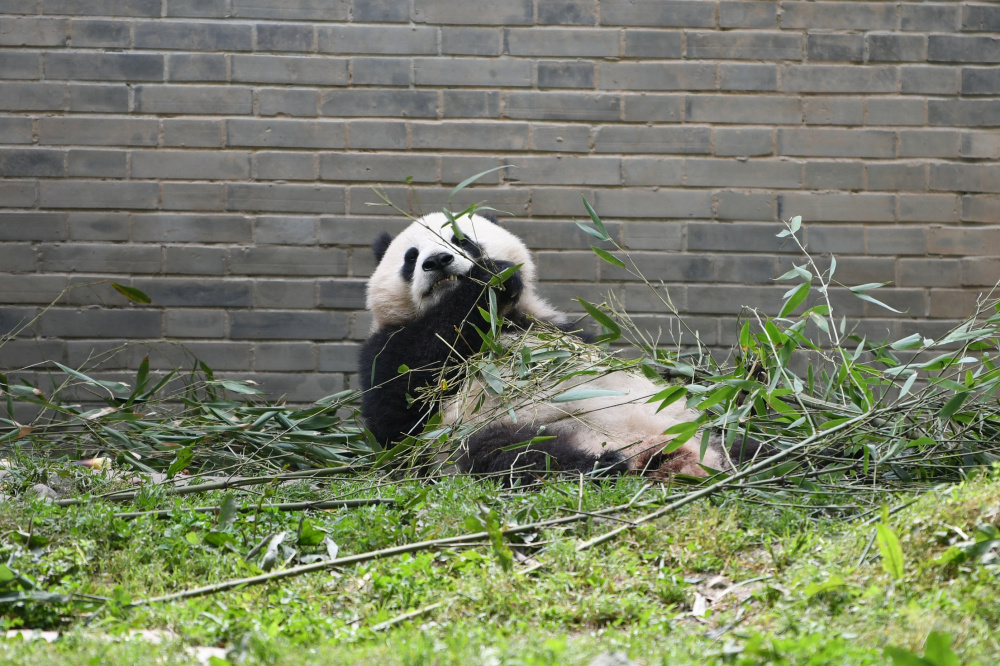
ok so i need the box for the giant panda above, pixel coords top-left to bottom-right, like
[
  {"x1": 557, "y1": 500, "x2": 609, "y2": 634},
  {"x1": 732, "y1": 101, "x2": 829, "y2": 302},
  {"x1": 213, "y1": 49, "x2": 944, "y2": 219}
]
[{"x1": 358, "y1": 211, "x2": 733, "y2": 484}]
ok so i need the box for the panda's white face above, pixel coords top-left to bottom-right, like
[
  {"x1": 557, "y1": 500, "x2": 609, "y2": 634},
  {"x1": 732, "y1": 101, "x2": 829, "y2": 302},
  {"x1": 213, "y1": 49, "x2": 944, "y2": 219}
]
[{"x1": 367, "y1": 212, "x2": 535, "y2": 330}]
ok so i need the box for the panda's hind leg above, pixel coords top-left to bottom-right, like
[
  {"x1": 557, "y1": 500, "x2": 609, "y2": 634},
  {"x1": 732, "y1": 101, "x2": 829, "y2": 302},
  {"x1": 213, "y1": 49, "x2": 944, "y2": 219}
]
[{"x1": 456, "y1": 423, "x2": 628, "y2": 486}]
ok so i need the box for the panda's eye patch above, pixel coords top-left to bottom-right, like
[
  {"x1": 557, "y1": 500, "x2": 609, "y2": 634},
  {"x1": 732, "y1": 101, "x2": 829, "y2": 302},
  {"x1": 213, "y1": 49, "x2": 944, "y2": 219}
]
[
  {"x1": 404, "y1": 248, "x2": 418, "y2": 264},
  {"x1": 401, "y1": 247, "x2": 418, "y2": 282},
  {"x1": 451, "y1": 235, "x2": 481, "y2": 258}
]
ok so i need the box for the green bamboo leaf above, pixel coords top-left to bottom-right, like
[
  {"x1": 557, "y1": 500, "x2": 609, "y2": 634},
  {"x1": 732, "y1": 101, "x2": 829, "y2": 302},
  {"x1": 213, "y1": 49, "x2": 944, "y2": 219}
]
[
  {"x1": 850, "y1": 282, "x2": 888, "y2": 292},
  {"x1": 576, "y1": 221, "x2": 609, "y2": 241},
  {"x1": 166, "y1": 445, "x2": 194, "y2": 479},
  {"x1": 591, "y1": 246, "x2": 626, "y2": 268},
  {"x1": 789, "y1": 215, "x2": 802, "y2": 233},
  {"x1": 853, "y1": 291, "x2": 903, "y2": 314},
  {"x1": 898, "y1": 371, "x2": 918, "y2": 397},
  {"x1": 876, "y1": 523, "x2": 905, "y2": 580},
  {"x1": 448, "y1": 165, "x2": 511, "y2": 200},
  {"x1": 582, "y1": 196, "x2": 611, "y2": 241},
  {"x1": 53, "y1": 362, "x2": 129, "y2": 394},
  {"x1": 213, "y1": 380, "x2": 263, "y2": 395},
  {"x1": 576, "y1": 298, "x2": 621, "y2": 343},
  {"x1": 891, "y1": 333, "x2": 926, "y2": 350},
  {"x1": 111, "y1": 282, "x2": 151, "y2": 304},
  {"x1": 552, "y1": 388, "x2": 627, "y2": 402},
  {"x1": 779, "y1": 282, "x2": 810, "y2": 318},
  {"x1": 938, "y1": 392, "x2": 969, "y2": 420}
]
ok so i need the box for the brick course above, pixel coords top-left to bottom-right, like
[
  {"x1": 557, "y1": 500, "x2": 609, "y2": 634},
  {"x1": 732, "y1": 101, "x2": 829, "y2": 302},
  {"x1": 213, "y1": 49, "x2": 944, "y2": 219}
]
[{"x1": 0, "y1": 1, "x2": 996, "y2": 401}]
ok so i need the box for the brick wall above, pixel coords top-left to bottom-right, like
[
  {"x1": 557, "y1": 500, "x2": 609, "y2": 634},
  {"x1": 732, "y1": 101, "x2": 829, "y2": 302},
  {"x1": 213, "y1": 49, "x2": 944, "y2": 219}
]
[{"x1": 0, "y1": 1, "x2": 997, "y2": 401}]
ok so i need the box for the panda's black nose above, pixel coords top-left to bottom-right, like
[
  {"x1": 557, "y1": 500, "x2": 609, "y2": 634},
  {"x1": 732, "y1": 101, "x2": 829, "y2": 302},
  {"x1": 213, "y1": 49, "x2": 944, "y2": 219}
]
[{"x1": 422, "y1": 252, "x2": 454, "y2": 272}]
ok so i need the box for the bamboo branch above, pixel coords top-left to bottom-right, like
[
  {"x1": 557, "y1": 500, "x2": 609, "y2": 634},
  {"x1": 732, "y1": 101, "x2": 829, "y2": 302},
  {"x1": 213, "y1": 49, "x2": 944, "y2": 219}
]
[{"x1": 114, "y1": 497, "x2": 395, "y2": 520}]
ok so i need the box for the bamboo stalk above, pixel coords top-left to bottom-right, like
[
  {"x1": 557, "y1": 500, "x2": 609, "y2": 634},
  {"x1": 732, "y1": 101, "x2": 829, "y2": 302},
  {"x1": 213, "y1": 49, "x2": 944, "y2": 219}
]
[{"x1": 113, "y1": 497, "x2": 395, "y2": 520}]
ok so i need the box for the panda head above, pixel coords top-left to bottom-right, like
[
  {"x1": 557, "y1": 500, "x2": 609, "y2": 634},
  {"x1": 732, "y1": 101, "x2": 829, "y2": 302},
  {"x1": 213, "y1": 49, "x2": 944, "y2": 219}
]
[{"x1": 366, "y1": 211, "x2": 565, "y2": 331}]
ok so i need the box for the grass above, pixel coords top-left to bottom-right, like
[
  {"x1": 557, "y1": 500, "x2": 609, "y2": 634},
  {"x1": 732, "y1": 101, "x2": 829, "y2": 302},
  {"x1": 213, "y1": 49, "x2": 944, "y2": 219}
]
[{"x1": 1, "y1": 463, "x2": 998, "y2": 665}]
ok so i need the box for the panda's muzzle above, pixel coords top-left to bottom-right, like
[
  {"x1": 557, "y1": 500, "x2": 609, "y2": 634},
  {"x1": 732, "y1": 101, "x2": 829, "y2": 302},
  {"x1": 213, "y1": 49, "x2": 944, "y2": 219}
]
[{"x1": 422, "y1": 252, "x2": 461, "y2": 293}]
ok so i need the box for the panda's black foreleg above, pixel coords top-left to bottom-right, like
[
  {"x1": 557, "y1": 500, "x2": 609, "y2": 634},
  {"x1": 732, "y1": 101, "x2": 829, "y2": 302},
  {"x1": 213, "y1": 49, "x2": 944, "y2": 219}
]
[{"x1": 456, "y1": 424, "x2": 628, "y2": 487}]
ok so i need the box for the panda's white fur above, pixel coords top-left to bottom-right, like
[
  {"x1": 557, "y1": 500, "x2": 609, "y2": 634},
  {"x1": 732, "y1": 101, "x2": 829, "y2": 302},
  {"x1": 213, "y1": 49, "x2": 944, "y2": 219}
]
[{"x1": 359, "y1": 211, "x2": 728, "y2": 482}]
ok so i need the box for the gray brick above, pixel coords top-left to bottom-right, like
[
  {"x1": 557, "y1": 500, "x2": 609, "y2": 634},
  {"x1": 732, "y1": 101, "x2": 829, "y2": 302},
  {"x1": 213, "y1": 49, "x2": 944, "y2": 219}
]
[
  {"x1": 688, "y1": 222, "x2": 789, "y2": 252},
  {"x1": 506, "y1": 92, "x2": 618, "y2": 121},
  {"x1": 317, "y1": 342, "x2": 360, "y2": 372},
  {"x1": 352, "y1": 0, "x2": 410, "y2": 22},
  {"x1": 135, "y1": 85, "x2": 253, "y2": 114},
  {"x1": 962, "y1": 196, "x2": 1000, "y2": 223},
  {"x1": 39, "y1": 309, "x2": 161, "y2": 339},
  {"x1": 929, "y1": 99, "x2": 1000, "y2": 127},
  {"x1": 898, "y1": 194, "x2": 959, "y2": 223},
  {"x1": 866, "y1": 163, "x2": 925, "y2": 191},
  {"x1": 318, "y1": 216, "x2": 409, "y2": 246},
  {"x1": 412, "y1": 121, "x2": 528, "y2": 150},
  {"x1": 600, "y1": 62, "x2": 716, "y2": 91},
  {"x1": 442, "y1": 90, "x2": 500, "y2": 118},
  {"x1": 538, "y1": 61, "x2": 595, "y2": 89},
  {"x1": 322, "y1": 153, "x2": 437, "y2": 182},
  {"x1": 232, "y1": 55, "x2": 348, "y2": 85},
  {"x1": 720, "y1": 2, "x2": 776, "y2": 28},
  {"x1": 39, "y1": 243, "x2": 161, "y2": 273},
  {"x1": 69, "y1": 83, "x2": 128, "y2": 112},
  {"x1": 0, "y1": 181, "x2": 37, "y2": 207},
  {"x1": 0, "y1": 148, "x2": 63, "y2": 177},
  {"x1": 227, "y1": 119, "x2": 346, "y2": 149},
  {"x1": 346, "y1": 120, "x2": 407, "y2": 149},
  {"x1": 254, "y1": 217, "x2": 318, "y2": 245},
  {"x1": 165, "y1": 245, "x2": 226, "y2": 275},
  {"x1": 868, "y1": 34, "x2": 926, "y2": 63},
  {"x1": 133, "y1": 214, "x2": 251, "y2": 243},
  {"x1": 595, "y1": 188, "x2": 713, "y2": 219},
  {"x1": 347, "y1": 184, "x2": 530, "y2": 217},
  {"x1": 867, "y1": 226, "x2": 927, "y2": 255},
  {"x1": 715, "y1": 191, "x2": 775, "y2": 221},
  {"x1": 623, "y1": 94, "x2": 683, "y2": 121},
  {"x1": 132, "y1": 150, "x2": 250, "y2": 180},
  {"x1": 442, "y1": 156, "x2": 503, "y2": 185},
  {"x1": 962, "y1": 258, "x2": 1000, "y2": 287},
  {"x1": 601, "y1": 0, "x2": 717, "y2": 27},
  {"x1": 414, "y1": 58, "x2": 531, "y2": 87},
  {"x1": 961, "y1": 131, "x2": 1000, "y2": 159},
  {"x1": 622, "y1": 157, "x2": 683, "y2": 186},
  {"x1": 442, "y1": 28, "x2": 500, "y2": 56},
  {"x1": 963, "y1": 4, "x2": 1000, "y2": 32},
  {"x1": 0, "y1": 17, "x2": 66, "y2": 46},
  {"x1": 161, "y1": 183, "x2": 225, "y2": 211},
  {"x1": 713, "y1": 128, "x2": 772, "y2": 157},
  {"x1": 167, "y1": 0, "x2": 227, "y2": 17},
  {"x1": 601, "y1": 251, "x2": 709, "y2": 283},
  {"x1": 352, "y1": 57, "x2": 410, "y2": 86},
  {"x1": 40, "y1": 181, "x2": 159, "y2": 209},
  {"x1": 619, "y1": 221, "x2": 682, "y2": 251},
  {"x1": 414, "y1": 0, "x2": 531, "y2": 25},
  {"x1": 780, "y1": 65, "x2": 896, "y2": 93},
  {"x1": 259, "y1": 88, "x2": 319, "y2": 117},
  {"x1": 537, "y1": 0, "x2": 596, "y2": 25},
  {"x1": 0, "y1": 243, "x2": 36, "y2": 272},
  {"x1": 594, "y1": 126, "x2": 711, "y2": 154},
  {"x1": 506, "y1": 218, "x2": 622, "y2": 249},
  {"x1": 807, "y1": 34, "x2": 863, "y2": 62},
  {"x1": 232, "y1": 0, "x2": 349, "y2": 20},
  {"x1": 537, "y1": 251, "x2": 598, "y2": 282},
  {"x1": 162, "y1": 119, "x2": 223, "y2": 148},
  {"x1": 688, "y1": 31, "x2": 801, "y2": 60},
  {"x1": 779, "y1": 2, "x2": 897, "y2": 30},
  {"x1": 687, "y1": 95, "x2": 801, "y2": 124},
  {"x1": 40, "y1": 118, "x2": 157, "y2": 146},
  {"x1": 532, "y1": 124, "x2": 590, "y2": 152},
  {"x1": 901, "y1": 66, "x2": 960, "y2": 94},
  {"x1": 320, "y1": 89, "x2": 438, "y2": 117},
  {"x1": 0, "y1": 82, "x2": 66, "y2": 110},
  {"x1": 45, "y1": 53, "x2": 163, "y2": 81},
  {"x1": 0, "y1": 117, "x2": 32, "y2": 144},
  {"x1": 928, "y1": 35, "x2": 1000, "y2": 63},
  {"x1": 168, "y1": 54, "x2": 227, "y2": 82},
  {"x1": 963, "y1": 68, "x2": 1000, "y2": 95},
  {"x1": 776, "y1": 192, "x2": 895, "y2": 223},
  {"x1": 40, "y1": 0, "x2": 160, "y2": 16},
  {"x1": 928, "y1": 227, "x2": 1000, "y2": 256},
  {"x1": 0, "y1": 1, "x2": 38, "y2": 14},
  {"x1": 898, "y1": 130, "x2": 959, "y2": 158},
  {"x1": 248, "y1": 373, "x2": 346, "y2": 401},
  {"x1": 777, "y1": 128, "x2": 895, "y2": 158},
  {"x1": 135, "y1": 21, "x2": 251, "y2": 51},
  {"x1": 0, "y1": 52, "x2": 40, "y2": 79},
  {"x1": 929, "y1": 163, "x2": 1000, "y2": 194},
  {"x1": 503, "y1": 156, "x2": 620, "y2": 186},
  {"x1": 902, "y1": 4, "x2": 958, "y2": 31},
  {"x1": 318, "y1": 25, "x2": 436, "y2": 55},
  {"x1": 227, "y1": 183, "x2": 346, "y2": 214},
  {"x1": 69, "y1": 19, "x2": 129, "y2": 47},
  {"x1": 254, "y1": 342, "x2": 315, "y2": 372},
  {"x1": 867, "y1": 98, "x2": 924, "y2": 126},
  {"x1": 133, "y1": 278, "x2": 253, "y2": 308},
  {"x1": 254, "y1": 280, "x2": 316, "y2": 309},
  {"x1": 68, "y1": 212, "x2": 129, "y2": 241},
  {"x1": 0, "y1": 213, "x2": 65, "y2": 240},
  {"x1": 230, "y1": 311, "x2": 348, "y2": 340},
  {"x1": 257, "y1": 151, "x2": 317, "y2": 180},
  {"x1": 804, "y1": 162, "x2": 864, "y2": 190},
  {"x1": 803, "y1": 97, "x2": 863, "y2": 126},
  {"x1": 686, "y1": 158, "x2": 801, "y2": 189},
  {"x1": 719, "y1": 64, "x2": 777, "y2": 91},
  {"x1": 164, "y1": 313, "x2": 228, "y2": 338},
  {"x1": 67, "y1": 149, "x2": 125, "y2": 178},
  {"x1": 506, "y1": 28, "x2": 618, "y2": 57},
  {"x1": 258, "y1": 24, "x2": 315, "y2": 52},
  {"x1": 623, "y1": 30, "x2": 683, "y2": 58},
  {"x1": 0, "y1": 339, "x2": 65, "y2": 370},
  {"x1": 229, "y1": 246, "x2": 346, "y2": 276}
]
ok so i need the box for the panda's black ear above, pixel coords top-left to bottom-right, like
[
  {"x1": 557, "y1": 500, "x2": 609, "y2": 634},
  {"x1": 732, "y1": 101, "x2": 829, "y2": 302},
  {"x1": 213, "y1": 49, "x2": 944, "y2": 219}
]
[
  {"x1": 476, "y1": 210, "x2": 499, "y2": 225},
  {"x1": 372, "y1": 232, "x2": 393, "y2": 264}
]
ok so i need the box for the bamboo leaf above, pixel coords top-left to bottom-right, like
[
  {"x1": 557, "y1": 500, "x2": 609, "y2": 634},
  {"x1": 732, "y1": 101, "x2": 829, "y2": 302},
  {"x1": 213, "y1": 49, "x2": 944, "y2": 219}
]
[
  {"x1": 876, "y1": 523, "x2": 905, "y2": 580},
  {"x1": 111, "y1": 282, "x2": 152, "y2": 304},
  {"x1": 938, "y1": 392, "x2": 969, "y2": 420},
  {"x1": 552, "y1": 388, "x2": 627, "y2": 403},
  {"x1": 779, "y1": 282, "x2": 810, "y2": 318},
  {"x1": 582, "y1": 196, "x2": 611, "y2": 241},
  {"x1": 448, "y1": 165, "x2": 510, "y2": 200},
  {"x1": 591, "y1": 246, "x2": 626, "y2": 268},
  {"x1": 576, "y1": 298, "x2": 621, "y2": 343},
  {"x1": 853, "y1": 291, "x2": 903, "y2": 314}
]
